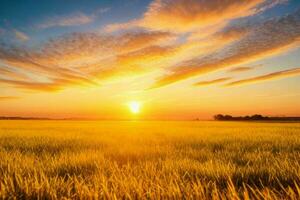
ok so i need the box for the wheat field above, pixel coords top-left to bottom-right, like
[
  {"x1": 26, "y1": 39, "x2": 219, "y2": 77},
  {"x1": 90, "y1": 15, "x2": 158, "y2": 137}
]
[{"x1": 0, "y1": 120, "x2": 299, "y2": 199}]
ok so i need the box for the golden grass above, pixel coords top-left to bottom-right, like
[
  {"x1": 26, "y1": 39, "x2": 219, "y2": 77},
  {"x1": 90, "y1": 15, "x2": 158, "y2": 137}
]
[{"x1": 0, "y1": 120, "x2": 300, "y2": 199}]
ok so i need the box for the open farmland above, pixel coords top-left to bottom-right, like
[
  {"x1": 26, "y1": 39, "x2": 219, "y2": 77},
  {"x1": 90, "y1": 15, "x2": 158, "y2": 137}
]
[{"x1": 0, "y1": 120, "x2": 300, "y2": 199}]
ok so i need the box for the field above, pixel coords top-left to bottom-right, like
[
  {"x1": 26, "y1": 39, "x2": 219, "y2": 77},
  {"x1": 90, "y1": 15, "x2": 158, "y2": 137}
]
[{"x1": 0, "y1": 121, "x2": 300, "y2": 199}]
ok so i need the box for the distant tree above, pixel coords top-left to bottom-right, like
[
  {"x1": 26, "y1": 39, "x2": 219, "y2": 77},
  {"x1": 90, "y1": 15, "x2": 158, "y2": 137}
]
[
  {"x1": 214, "y1": 114, "x2": 234, "y2": 121},
  {"x1": 224, "y1": 115, "x2": 233, "y2": 120},
  {"x1": 213, "y1": 114, "x2": 300, "y2": 121},
  {"x1": 245, "y1": 116, "x2": 250, "y2": 120},
  {"x1": 250, "y1": 114, "x2": 264, "y2": 120},
  {"x1": 214, "y1": 114, "x2": 224, "y2": 121}
]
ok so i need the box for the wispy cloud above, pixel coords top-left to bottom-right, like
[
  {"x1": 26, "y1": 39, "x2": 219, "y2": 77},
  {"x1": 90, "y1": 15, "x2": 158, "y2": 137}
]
[
  {"x1": 0, "y1": 30, "x2": 173, "y2": 91},
  {"x1": 194, "y1": 77, "x2": 232, "y2": 86},
  {"x1": 228, "y1": 66, "x2": 253, "y2": 73},
  {"x1": 0, "y1": 66, "x2": 29, "y2": 80},
  {"x1": 1, "y1": 1, "x2": 298, "y2": 93},
  {"x1": 228, "y1": 64, "x2": 263, "y2": 73},
  {"x1": 105, "y1": 0, "x2": 284, "y2": 33},
  {"x1": 151, "y1": 9, "x2": 300, "y2": 88},
  {"x1": 38, "y1": 12, "x2": 93, "y2": 29},
  {"x1": 38, "y1": 8, "x2": 110, "y2": 29},
  {"x1": 0, "y1": 96, "x2": 20, "y2": 100},
  {"x1": 0, "y1": 78, "x2": 63, "y2": 92},
  {"x1": 225, "y1": 67, "x2": 300, "y2": 86},
  {"x1": 0, "y1": 76, "x2": 97, "y2": 92},
  {"x1": 14, "y1": 30, "x2": 29, "y2": 41}
]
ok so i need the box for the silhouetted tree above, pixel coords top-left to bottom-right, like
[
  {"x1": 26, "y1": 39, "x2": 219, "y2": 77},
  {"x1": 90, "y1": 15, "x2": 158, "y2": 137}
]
[
  {"x1": 213, "y1": 114, "x2": 300, "y2": 121},
  {"x1": 214, "y1": 114, "x2": 224, "y2": 121},
  {"x1": 224, "y1": 115, "x2": 233, "y2": 120},
  {"x1": 213, "y1": 114, "x2": 271, "y2": 121}
]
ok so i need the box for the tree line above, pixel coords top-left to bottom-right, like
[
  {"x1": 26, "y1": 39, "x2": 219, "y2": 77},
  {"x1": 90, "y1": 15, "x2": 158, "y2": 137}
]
[{"x1": 214, "y1": 114, "x2": 300, "y2": 121}]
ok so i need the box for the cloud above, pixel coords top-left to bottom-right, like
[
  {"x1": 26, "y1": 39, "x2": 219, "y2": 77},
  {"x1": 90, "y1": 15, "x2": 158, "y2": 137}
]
[
  {"x1": 0, "y1": 96, "x2": 19, "y2": 100},
  {"x1": 94, "y1": 7, "x2": 111, "y2": 15},
  {"x1": 225, "y1": 67, "x2": 300, "y2": 86},
  {"x1": 38, "y1": 8, "x2": 110, "y2": 29},
  {"x1": 14, "y1": 30, "x2": 29, "y2": 41},
  {"x1": 114, "y1": 31, "x2": 175, "y2": 53},
  {"x1": 0, "y1": 30, "x2": 174, "y2": 91},
  {"x1": 1, "y1": 2, "x2": 298, "y2": 93},
  {"x1": 194, "y1": 77, "x2": 232, "y2": 86},
  {"x1": 0, "y1": 76, "x2": 97, "y2": 92},
  {"x1": 105, "y1": 0, "x2": 285, "y2": 33},
  {"x1": 0, "y1": 78, "x2": 62, "y2": 92},
  {"x1": 228, "y1": 64, "x2": 263, "y2": 73},
  {"x1": 116, "y1": 45, "x2": 175, "y2": 69},
  {"x1": 151, "y1": 9, "x2": 300, "y2": 88},
  {"x1": 38, "y1": 12, "x2": 94, "y2": 29},
  {"x1": 0, "y1": 66, "x2": 29, "y2": 80},
  {"x1": 228, "y1": 66, "x2": 253, "y2": 73}
]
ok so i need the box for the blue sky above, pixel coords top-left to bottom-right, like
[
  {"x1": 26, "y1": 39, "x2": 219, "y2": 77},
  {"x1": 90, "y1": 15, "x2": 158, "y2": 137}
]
[{"x1": 0, "y1": 0, "x2": 299, "y2": 44}]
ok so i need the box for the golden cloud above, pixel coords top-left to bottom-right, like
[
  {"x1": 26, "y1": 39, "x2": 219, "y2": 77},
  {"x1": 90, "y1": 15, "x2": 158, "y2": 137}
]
[
  {"x1": 194, "y1": 77, "x2": 232, "y2": 86},
  {"x1": 225, "y1": 67, "x2": 300, "y2": 86},
  {"x1": 0, "y1": 96, "x2": 20, "y2": 100},
  {"x1": 151, "y1": 9, "x2": 300, "y2": 88},
  {"x1": 105, "y1": 0, "x2": 284, "y2": 33},
  {"x1": 0, "y1": 2, "x2": 298, "y2": 93},
  {"x1": 0, "y1": 30, "x2": 174, "y2": 91},
  {"x1": 0, "y1": 67, "x2": 29, "y2": 80},
  {"x1": 228, "y1": 64, "x2": 263, "y2": 73}
]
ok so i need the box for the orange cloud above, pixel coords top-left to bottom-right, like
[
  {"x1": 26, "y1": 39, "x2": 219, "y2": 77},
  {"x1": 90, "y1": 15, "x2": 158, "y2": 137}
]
[
  {"x1": 1, "y1": 4, "x2": 298, "y2": 93},
  {"x1": 117, "y1": 45, "x2": 174, "y2": 68},
  {"x1": 228, "y1": 64, "x2": 263, "y2": 73},
  {"x1": 225, "y1": 67, "x2": 300, "y2": 86},
  {"x1": 105, "y1": 0, "x2": 284, "y2": 33},
  {"x1": 0, "y1": 96, "x2": 20, "y2": 100},
  {"x1": 0, "y1": 76, "x2": 97, "y2": 92},
  {"x1": 194, "y1": 77, "x2": 232, "y2": 86},
  {"x1": 0, "y1": 30, "x2": 174, "y2": 91},
  {"x1": 0, "y1": 67, "x2": 29, "y2": 80},
  {"x1": 115, "y1": 31, "x2": 175, "y2": 53},
  {"x1": 228, "y1": 67, "x2": 253, "y2": 73},
  {"x1": 151, "y1": 10, "x2": 300, "y2": 88}
]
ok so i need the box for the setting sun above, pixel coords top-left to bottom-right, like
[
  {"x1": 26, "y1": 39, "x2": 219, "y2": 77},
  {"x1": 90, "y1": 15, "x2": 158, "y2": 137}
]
[{"x1": 128, "y1": 101, "x2": 141, "y2": 114}]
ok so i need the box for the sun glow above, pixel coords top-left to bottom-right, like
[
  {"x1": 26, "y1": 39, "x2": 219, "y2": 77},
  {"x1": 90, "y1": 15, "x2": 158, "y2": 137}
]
[{"x1": 128, "y1": 101, "x2": 141, "y2": 114}]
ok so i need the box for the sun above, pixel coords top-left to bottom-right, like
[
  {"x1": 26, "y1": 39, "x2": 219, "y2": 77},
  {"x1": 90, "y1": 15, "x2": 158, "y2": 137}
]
[{"x1": 128, "y1": 101, "x2": 141, "y2": 114}]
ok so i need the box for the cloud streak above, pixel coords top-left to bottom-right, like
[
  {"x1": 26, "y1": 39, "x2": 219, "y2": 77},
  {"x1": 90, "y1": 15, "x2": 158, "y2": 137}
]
[
  {"x1": 0, "y1": 96, "x2": 20, "y2": 100},
  {"x1": 1, "y1": 1, "x2": 299, "y2": 93},
  {"x1": 0, "y1": 30, "x2": 174, "y2": 91},
  {"x1": 228, "y1": 64, "x2": 263, "y2": 73},
  {"x1": 0, "y1": 77, "x2": 94, "y2": 92},
  {"x1": 14, "y1": 30, "x2": 29, "y2": 41},
  {"x1": 38, "y1": 7, "x2": 110, "y2": 29},
  {"x1": 151, "y1": 9, "x2": 300, "y2": 88},
  {"x1": 0, "y1": 66, "x2": 29, "y2": 80},
  {"x1": 225, "y1": 67, "x2": 300, "y2": 86},
  {"x1": 39, "y1": 12, "x2": 94, "y2": 29},
  {"x1": 105, "y1": 0, "x2": 285, "y2": 33},
  {"x1": 194, "y1": 77, "x2": 232, "y2": 86}
]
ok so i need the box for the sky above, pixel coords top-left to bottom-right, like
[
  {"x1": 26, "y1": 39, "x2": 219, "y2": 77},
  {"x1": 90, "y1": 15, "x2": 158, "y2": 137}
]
[{"x1": 0, "y1": 0, "x2": 300, "y2": 120}]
